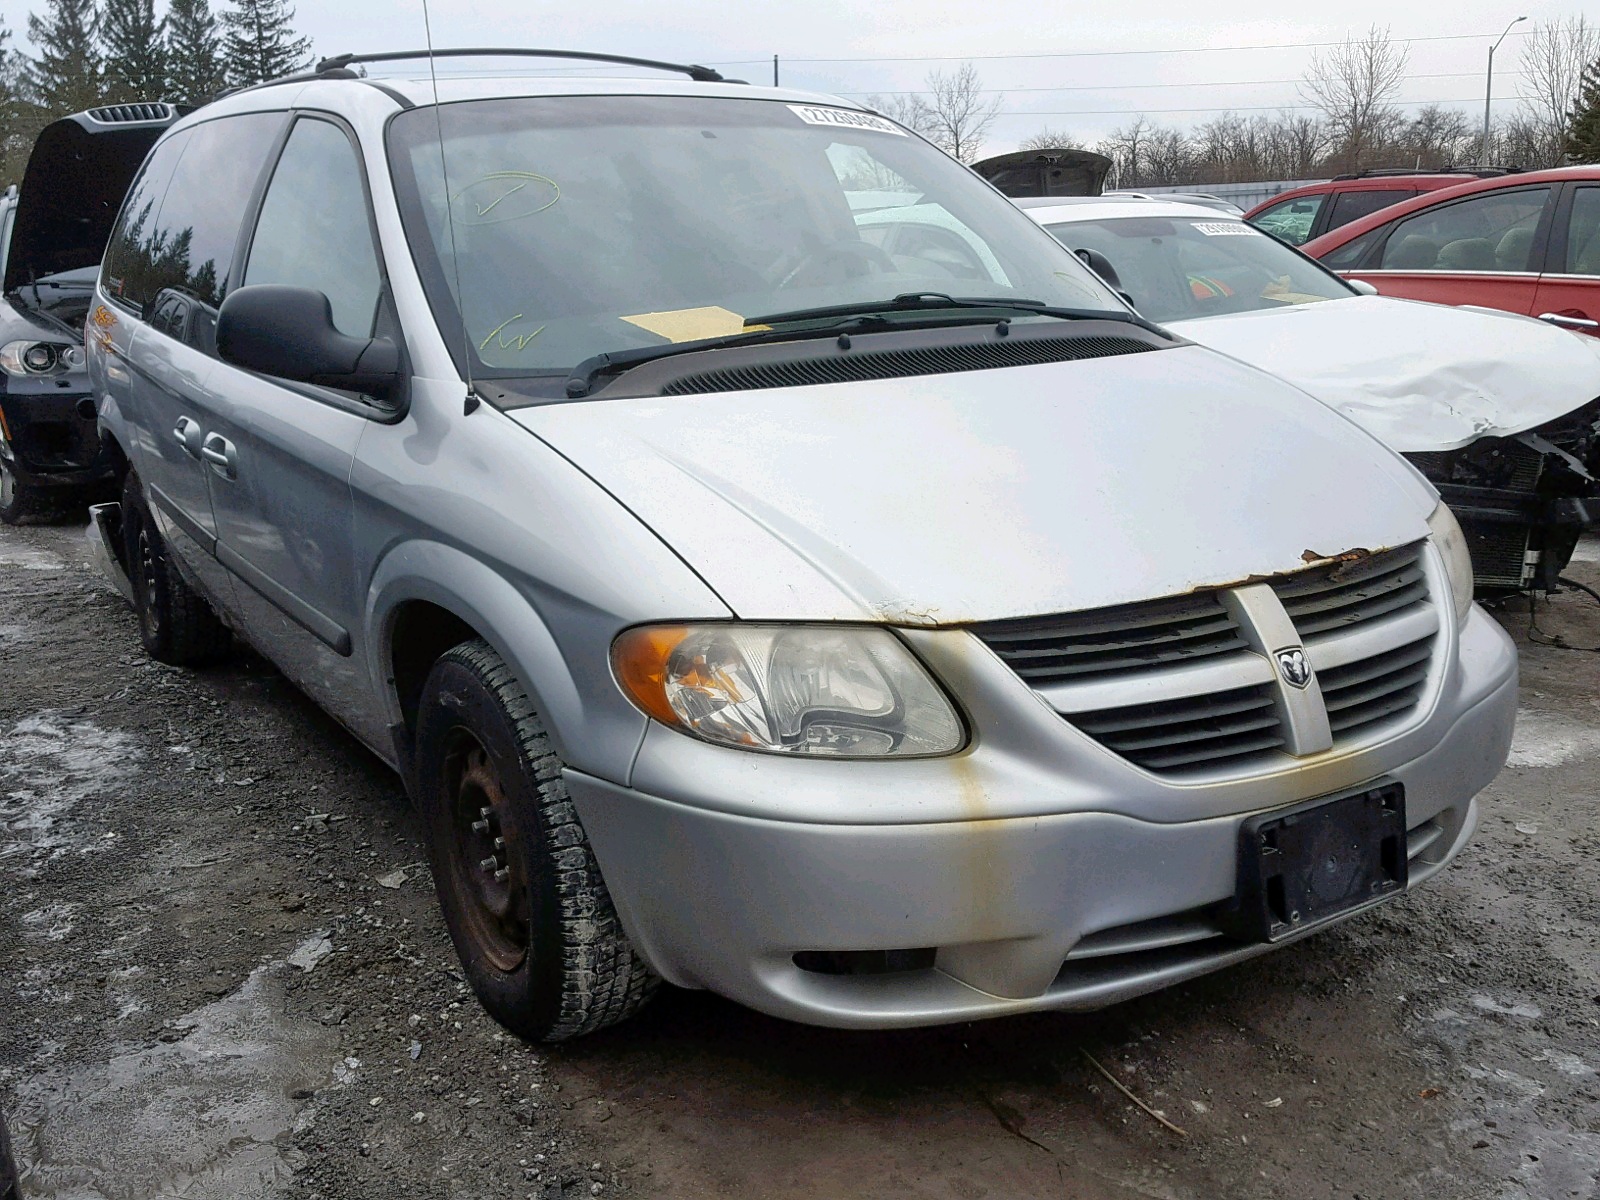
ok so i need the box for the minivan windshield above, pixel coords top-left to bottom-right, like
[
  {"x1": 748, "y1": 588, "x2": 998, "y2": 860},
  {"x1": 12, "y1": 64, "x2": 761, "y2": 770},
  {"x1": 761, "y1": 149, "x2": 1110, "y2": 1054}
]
[
  {"x1": 1041, "y1": 215, "x2": 1354, "y2": 324},
  {"x1": 387, "y1": 95, "x2": 1123, "y2": 383}
]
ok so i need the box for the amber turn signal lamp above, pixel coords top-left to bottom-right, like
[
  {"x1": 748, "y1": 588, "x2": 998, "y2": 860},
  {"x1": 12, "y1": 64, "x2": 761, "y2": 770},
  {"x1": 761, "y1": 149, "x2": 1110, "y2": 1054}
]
[{"x1": 611, "y1": 625, "x2": 690, "y2": 726}]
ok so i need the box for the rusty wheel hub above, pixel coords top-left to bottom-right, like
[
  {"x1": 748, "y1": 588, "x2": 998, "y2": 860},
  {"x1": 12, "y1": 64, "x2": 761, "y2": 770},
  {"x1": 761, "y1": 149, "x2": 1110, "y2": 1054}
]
[{"x1": 445, "y1": 735, "x2": 528, "y2": 972}]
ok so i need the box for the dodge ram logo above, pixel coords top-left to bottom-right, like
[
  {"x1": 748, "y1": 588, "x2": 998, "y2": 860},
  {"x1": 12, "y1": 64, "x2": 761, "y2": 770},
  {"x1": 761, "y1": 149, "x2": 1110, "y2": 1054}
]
[{"x1": 1276, "y1": 648, "x2": 1312, "y2": 689}]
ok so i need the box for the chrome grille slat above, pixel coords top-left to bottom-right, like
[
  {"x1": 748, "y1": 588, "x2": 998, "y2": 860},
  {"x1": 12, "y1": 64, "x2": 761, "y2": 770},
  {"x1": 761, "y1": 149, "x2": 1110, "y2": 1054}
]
[{"x1": 972, "y1": 539, "x2": 1437, "y2": 777}]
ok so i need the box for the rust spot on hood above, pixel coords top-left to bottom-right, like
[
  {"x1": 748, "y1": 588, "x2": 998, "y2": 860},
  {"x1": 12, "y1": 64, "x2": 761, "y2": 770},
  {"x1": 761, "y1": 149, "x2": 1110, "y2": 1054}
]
[{"x1": 1302, "y1": 546, "x2": 1373, "y2": 566}]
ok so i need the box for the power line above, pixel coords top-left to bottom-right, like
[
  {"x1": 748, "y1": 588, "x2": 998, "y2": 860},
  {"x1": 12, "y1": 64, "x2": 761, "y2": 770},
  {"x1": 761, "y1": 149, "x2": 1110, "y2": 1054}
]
[
  {"x1": 704, "y1": 28, "x2": 1536, "y2": 66},
  {"x1": 985, "y1": 98, "x2": 1498, "y2": 118},
  {"x1": 845, "y1": 70, "x2": 1527, "y2": 97}
]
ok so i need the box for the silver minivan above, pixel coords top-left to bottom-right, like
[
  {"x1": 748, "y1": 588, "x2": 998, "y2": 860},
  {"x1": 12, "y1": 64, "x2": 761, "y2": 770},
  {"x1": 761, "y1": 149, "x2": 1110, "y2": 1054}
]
[{"x1": 85, "y1": 51, "x2": 1517, "y2": 1041}]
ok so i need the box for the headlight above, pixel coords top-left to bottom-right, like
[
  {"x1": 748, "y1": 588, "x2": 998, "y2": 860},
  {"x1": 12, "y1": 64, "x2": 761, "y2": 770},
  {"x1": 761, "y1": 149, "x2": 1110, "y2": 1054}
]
[
  {"x1": 0, "y1": 339, "x2": 73, "y2": 377},
  {"x1": 1427, "y1": 501, "x2": 1474, "y2": 624},
  {"x1": 611, "y1": 623, "x2": 965, "y2": 757}
]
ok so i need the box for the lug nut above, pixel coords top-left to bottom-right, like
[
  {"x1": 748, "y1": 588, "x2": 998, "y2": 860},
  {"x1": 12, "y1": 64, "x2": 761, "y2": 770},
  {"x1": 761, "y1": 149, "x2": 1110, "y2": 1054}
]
[
  {"x1": 493, "y1": 836, "x2": 505, "y2": 849},
  {"x1": 494, "y1": 867, "x2": 510, "y2": 882},
  {"x1": 479, "y1": 857, "x2": 499, "y2": 872},
  {"x1": 471, "y1": 819, "x2": 491, "y2": 833}
]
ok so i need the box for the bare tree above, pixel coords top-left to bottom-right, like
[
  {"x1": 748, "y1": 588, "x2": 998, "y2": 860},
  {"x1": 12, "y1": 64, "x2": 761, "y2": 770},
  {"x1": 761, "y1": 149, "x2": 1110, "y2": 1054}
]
[
  {"x1": 1399, "y1": 104, "x2": 1476, "y2": 169},
  {"x1": 1300, "y1": 26, "x2": 1410, "y2": 173},
  {"x1": 1098, "y1": 115, "x2": 1151, "y2": 187},
  {"x1": 1517, "y1": 17, "x2": 1600, "y2": 165},
  {"x1": 863, "y1": 90, "x2": 937, "y2": 138},
  {"x1": 921, "y1": 62, "x2": 1002, "y2": 163},
  {"x1": 1017, "y1": 127, "x2": 1081, "y2": 152}
]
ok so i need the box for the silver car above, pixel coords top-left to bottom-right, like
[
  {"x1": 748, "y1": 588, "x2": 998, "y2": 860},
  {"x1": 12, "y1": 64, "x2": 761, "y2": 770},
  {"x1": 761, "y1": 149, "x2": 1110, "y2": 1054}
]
[{"x1": 84, "y1": 51, "x2": 1517, "y2": 1041}]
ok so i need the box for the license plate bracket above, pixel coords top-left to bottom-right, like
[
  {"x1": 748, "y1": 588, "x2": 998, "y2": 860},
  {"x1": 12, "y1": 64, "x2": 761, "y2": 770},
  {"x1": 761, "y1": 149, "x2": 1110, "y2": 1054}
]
[{"x1": 1226, "y1": 783, "x2": 1407, "y2": 943}]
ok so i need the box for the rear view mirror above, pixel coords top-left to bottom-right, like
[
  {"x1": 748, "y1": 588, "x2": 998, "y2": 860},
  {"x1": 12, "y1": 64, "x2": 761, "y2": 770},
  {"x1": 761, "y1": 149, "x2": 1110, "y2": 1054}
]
[
  {"x1": 1347, "y1": 279, "x2": 1380, "y2": 296},
  {"x1": 217, "y1": 285, "x2": 400, "y2": 399}
]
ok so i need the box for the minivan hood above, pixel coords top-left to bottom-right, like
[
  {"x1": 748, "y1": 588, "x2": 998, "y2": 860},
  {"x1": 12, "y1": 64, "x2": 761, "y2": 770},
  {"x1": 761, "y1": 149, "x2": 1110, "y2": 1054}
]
[
  {"x1": 1165, "y1": 295, "x2": 1600, "y2": 453},
  {"x1": 513, "y1": 344, "x2": 1435, "y2": 624},
  {"x1": 4, "y1": 105, "x2": 184, "y2": 294}
]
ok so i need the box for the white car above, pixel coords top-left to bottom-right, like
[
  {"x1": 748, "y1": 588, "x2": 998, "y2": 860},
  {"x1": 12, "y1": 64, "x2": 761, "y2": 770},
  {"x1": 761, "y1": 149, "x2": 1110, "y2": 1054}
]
[{"x1": 1019, "y1": 196, "x2": 1600, "y2": 594}]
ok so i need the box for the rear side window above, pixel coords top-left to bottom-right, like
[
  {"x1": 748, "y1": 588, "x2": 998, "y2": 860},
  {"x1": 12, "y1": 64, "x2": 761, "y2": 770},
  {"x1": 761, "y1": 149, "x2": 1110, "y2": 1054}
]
[
  {"x1": 1561, "y1": 186, "x2": 1600, "y2": 275},
  {"x1": 243, "y1": 118, "x2": 383, "y2": 338},
  {"x1": 1326, "y1": 189, "x2": 1412, "y2": 232},
  {"x1": 1319, "y1": 226, "x2": 1383, "y2": 270},
  {"x1": 102, "y1": 113, "x2": 283, "y2": 322},
  {"x1": 101, "y1": 132, "x2": 189, "y2": 313},
  {"x1": 1376, "y1": 187, "x2": 1550, "y2": 272},
  {"x1": 1249, "y1": 193, "x2": 1325, "y2": 245}
]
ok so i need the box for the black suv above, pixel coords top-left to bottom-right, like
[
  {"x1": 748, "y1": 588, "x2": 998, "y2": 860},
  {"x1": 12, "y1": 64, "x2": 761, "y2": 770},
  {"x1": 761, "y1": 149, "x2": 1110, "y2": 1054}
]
[{"x1": 0, "y1": 103, "x2": 182, "y2": 521}]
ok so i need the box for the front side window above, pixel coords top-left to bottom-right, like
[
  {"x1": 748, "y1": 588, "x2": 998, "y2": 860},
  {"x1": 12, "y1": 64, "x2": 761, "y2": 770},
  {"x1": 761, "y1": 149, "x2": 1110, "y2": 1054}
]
[
  {"x1": 1376, "y1": 187, "x2": 1550, "y2": 272},
  {"x1": 1325, "y1": 188, "x2": 1412, "y2": 233},
  {"x1": 387, "y1": 96, "x2": 1119, "y2": 384},
  {"x1": 1249, "y1": 193, "x2": 1326, "y2": 245},
  {"x1": 1561, "y1": 186, "x2": 1600, "y2": 276},
  {"x1": 243, "y1": 118, "x2": 383, "y2": 338},
  {"x1": 1044, "y1": 216, "x2": 1353, "y2": 324}
]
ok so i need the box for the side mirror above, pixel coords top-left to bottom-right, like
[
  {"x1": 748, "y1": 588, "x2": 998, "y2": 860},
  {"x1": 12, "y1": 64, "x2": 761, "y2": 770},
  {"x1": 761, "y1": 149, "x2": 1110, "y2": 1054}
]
[
  {"x1": 1347, "y1": 279, "x2": 1380, "y2": 296},
  {"x1": 217, "y1": 285, "x2": 400, "y2": 399}
]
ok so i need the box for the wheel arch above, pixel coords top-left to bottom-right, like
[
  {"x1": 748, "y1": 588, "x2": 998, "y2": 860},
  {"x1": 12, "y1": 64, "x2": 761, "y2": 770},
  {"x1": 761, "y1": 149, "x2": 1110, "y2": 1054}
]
[{"x1": 367, "y1": 538, "x2": 646, "y2": 783}]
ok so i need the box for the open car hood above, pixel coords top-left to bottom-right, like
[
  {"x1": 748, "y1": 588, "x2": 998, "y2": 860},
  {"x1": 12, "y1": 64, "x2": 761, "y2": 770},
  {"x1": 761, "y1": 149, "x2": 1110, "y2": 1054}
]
[
  {"x1": 4, "y1": 104, "x2": 186, "y2": 294},
  {"x1": 1166, "y1": 295, "x2": 1600, "y2": 453},
  {"x1": 512, "y1": 343, "x2": 1434, "y2": 624}
]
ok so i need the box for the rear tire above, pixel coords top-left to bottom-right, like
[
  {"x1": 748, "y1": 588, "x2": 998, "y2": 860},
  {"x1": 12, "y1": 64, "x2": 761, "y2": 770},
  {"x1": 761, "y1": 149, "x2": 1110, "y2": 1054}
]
[
  {"x1": 414, "y1": 639, "x2": 658, "y2": 1041},
  {"x1": 120, "y1": 472, "x2": 231, "y2": 664}
]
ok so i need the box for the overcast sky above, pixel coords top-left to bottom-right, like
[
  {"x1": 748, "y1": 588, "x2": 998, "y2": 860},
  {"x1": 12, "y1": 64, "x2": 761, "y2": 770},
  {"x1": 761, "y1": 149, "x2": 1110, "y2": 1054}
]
[{"x1": 16, "y1": 0, "x2": 1592, "y2": 152}]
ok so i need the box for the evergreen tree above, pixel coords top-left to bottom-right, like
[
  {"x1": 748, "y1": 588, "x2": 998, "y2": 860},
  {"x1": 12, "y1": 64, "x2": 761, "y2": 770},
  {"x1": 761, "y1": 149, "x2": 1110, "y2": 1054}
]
[
  {"x1": 221, "y1": 0, "x2": 310, "y2": 87},
  {"x1": 166, "y1": 0, "x2": 227, "y2": 105},
  {"x1": 102, "y1": 0, "x2": 169, "y2": 103},
  {"x1": 1569, "y1": 59, "x2": 1600, "y2": 163},
  {"x1": 23, "y1": 0, "x2": 103, "y2": 117}
]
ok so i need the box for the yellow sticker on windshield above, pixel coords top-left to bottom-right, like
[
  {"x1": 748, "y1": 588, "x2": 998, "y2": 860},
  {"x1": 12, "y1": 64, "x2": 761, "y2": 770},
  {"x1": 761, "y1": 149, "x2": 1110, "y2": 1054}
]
[{"x1": 621, "y1": 306, "x2": 767, "y2": 343}]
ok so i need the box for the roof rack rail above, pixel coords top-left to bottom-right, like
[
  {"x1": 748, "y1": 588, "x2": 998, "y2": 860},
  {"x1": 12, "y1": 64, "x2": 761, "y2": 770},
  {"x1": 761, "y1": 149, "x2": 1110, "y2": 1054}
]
[
  {"x1": 1331, "y1": 165, "x2": 1510, "y2": 180},
  {"x1": 314, "y1": 48, "x2": 729, "y2": 84}
]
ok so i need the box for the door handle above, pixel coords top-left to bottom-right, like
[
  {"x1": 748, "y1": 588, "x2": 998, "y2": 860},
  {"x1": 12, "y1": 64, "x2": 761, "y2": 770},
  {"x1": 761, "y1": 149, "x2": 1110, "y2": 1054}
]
[
  {"x1": 173, "y1": 416, "x2": 203, "y2": 458},
  {"x1": 200, "y1": 432, "x2": 237, "y2": 479},
  {"x1": 1538, "y1": 311, "x2": 1600, "y2": 331}
]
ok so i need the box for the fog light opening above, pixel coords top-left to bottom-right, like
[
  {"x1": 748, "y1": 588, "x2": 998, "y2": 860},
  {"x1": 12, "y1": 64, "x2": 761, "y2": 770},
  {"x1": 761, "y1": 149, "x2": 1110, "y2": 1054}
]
[{"x1": 792, "y1": 948, "x2": 938, "y2": 976}]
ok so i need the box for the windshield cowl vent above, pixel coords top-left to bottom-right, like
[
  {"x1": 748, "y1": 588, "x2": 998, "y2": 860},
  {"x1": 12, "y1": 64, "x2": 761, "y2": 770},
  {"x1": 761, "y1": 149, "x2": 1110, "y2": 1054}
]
[
  {"x1": 86, "y1": 103, "x2": 179, "y2": 125},
  {"x1": 657, "y1": 333, "x2": 1157, "y2": 396}
]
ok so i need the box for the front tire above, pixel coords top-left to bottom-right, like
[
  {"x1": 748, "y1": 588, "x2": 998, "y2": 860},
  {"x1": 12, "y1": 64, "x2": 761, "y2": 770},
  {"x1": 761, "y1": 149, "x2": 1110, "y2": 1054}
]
[
  {"x1": 414, "y1": 639, "x2": 658, "y2": 1041},
  {"x1": 0, "y1": 458, "x2": 47, "y2": 525},
  {"x1": 120, "y1": 472, "x2": 231, "y2": 664}
]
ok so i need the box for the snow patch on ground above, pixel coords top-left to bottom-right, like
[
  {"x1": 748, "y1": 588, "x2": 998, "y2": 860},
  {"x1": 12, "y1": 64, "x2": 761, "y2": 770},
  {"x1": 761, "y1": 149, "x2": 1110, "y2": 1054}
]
[
  {"x1": 0, "y1": 713, "x2": 139, "y2": 861},
  {"x1": 1505, "y1": 709, "x2": 1600, "y2": 768}
]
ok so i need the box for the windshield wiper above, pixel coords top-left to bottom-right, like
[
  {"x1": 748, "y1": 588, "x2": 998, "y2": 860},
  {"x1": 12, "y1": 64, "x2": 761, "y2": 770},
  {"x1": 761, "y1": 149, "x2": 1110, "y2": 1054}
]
[
  {"x1": 744, "y1": 291, "x2": 1161, "y2": 333},
  {"x1": 562, "y1": 293, "x2": 1166, "y2": 399}
]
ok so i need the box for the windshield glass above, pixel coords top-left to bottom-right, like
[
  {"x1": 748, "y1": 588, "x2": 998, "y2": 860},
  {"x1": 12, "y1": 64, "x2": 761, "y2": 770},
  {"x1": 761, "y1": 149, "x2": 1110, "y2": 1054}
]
[
  {"x1": 1041, "y1": 215, "x2": 1353, "y2": 324},
  {"x1": 388, "y1": 96, "x2": 1121, "y2": 382}
]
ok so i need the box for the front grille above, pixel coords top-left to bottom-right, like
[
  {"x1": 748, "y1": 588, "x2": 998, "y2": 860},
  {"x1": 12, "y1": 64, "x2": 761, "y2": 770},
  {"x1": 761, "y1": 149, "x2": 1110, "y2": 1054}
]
[
  {"x1": 974, "y1": 592, "x2": 1245, "y2": 686},
  {"x1": 1270, "y1": 543, "x2": 1428, "y2": 637},
  {"x1": 1318, "y1": 636, "x2": 1433, "y2": 736},
  {"x1": 972, "y1": 541, "x2": 1438, "y2": 777},
  {"x1": 1069, "y1": 682, "x2": 1285, "y2": 772},
  {"x1": 658, "y1": 335, "x2": 1155, "y2": 396}
]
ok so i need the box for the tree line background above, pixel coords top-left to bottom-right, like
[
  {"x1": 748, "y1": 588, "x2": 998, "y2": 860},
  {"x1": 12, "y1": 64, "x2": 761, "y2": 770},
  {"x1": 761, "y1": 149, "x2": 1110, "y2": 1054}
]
[
  {"x1": 0, "y1": 0, "x2": 311, "y2": 186},
  {"x1": 870, "y1": 19, "x2": 1600, "y2": 187},
  {"x1": 3, "y1": 9, "x2": 1600, "y2": 193}
]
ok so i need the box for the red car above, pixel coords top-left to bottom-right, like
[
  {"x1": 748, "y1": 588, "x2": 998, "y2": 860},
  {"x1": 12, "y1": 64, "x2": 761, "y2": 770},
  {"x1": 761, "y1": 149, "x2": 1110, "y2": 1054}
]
[
  {"x1": 1245, "y1": 169, "x2": 1502, "y2": 247},
  {"x1": 1302, "y1": 166, "x2": 1600, "y2": 336}
]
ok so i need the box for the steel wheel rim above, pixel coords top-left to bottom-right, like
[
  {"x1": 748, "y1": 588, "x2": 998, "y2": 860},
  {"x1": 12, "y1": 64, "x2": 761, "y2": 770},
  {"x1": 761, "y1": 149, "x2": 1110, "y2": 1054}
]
[{"x1": 443, "y1": 730, "x2": 528, "y2": 972}]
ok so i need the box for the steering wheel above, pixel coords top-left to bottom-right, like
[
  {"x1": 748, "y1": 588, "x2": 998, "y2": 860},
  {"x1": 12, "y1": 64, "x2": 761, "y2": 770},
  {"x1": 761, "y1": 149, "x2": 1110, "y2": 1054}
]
[{"x1": 778, "y1": 240, "x2": 899, "y2": 289}]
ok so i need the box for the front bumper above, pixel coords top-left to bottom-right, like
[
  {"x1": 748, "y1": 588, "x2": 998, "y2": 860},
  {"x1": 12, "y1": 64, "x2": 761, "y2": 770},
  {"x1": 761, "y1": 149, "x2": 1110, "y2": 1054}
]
[
  {"x1": 569, "y1": 607, "x2": 1517, "y2": 1029},
  {"x1": 0, "y1": 384, "x2": 109, "y2": 488}
]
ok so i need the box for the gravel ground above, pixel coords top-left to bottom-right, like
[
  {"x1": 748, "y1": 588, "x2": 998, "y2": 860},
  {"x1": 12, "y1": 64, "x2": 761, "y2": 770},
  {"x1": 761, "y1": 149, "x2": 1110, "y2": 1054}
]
[{"x1": 1, "y1": 515, "x2": 1597, "y2": 1200}]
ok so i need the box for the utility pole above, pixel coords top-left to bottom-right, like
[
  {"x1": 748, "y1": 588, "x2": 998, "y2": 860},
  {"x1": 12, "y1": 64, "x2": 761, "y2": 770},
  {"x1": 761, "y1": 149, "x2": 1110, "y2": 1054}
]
[
  {"x1": 773, "y1": 55, "x2": 779, "y2": 86},
  {"x1": 1481, "y1": 15, "x2": 1528, "y2": 164}
]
